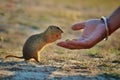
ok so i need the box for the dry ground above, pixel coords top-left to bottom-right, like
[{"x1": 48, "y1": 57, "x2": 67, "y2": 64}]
[{"x1": 0, "y1": 0, "x2": 120, "y2": 80}]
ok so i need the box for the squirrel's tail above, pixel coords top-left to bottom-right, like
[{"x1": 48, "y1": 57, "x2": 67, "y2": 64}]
[{"x1": 5, "y1": 55, "x2": 23, "y2": 59}]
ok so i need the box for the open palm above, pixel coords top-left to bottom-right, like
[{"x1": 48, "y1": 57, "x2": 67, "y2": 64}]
[{"x1": 57, "y1": 19, "x2": 106, "y2": 49}]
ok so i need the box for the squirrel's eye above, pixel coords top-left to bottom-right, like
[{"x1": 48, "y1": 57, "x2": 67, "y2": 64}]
[{"x1": 56, "y1": 27, "x2": 60, "y2": 29}]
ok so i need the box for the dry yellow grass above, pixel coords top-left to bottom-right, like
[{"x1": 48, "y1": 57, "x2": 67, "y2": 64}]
[{"x1": 0, "y1": 0, "x2": 120, "y2": 79}]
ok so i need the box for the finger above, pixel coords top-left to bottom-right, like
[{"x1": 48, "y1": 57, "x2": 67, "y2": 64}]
[
  {"x1": 66, "y1": 41, "x2": 83, "y2": 49},
  {"x1": 71, "y1": 22, "x2": 85, "y2": 30},
  {"x1": 57, "y1": 41, "x2": 73, "y2": 49},
  {"x1": 57, "y1": 41, "x2": 81, "y2": 49},
  {"x1": 57, "y1": 41, "x2": 66, "y2": 46},
  {"x1": 67, "y1": 40, "x2": 79, "y2": 46},
  {"x1": 67, "y1": 40, "x2": 88, "y2": 49}
]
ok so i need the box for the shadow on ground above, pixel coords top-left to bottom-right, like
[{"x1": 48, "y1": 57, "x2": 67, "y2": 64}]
[
  {"x1": 0, "y1": 61, "x2": 56, "y2": 80},
  {"x1": 0, "y1": 61, "x2": 120, "y2": 80},
  {"x1": 49, "y1": 73, "x2": 120, "y2": 80}
]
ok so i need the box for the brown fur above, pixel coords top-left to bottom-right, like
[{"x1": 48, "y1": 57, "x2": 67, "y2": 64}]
[{"x1": 5, "y1": 25, "x2": 63, "y2": 62}]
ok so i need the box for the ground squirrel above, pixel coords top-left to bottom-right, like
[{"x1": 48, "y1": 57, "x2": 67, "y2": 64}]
[{"x1": 5, "y1": 25, "x2": 63, "y2": 62}]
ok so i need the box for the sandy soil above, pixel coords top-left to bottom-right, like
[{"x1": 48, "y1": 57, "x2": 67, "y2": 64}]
[{"x1": 0, "y1": 59, "x2": 119, "y2": 80}]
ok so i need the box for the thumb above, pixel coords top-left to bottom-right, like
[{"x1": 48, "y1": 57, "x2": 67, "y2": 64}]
[{"x1": 71, "y1": 22, "x2": 85, "y2": 30}]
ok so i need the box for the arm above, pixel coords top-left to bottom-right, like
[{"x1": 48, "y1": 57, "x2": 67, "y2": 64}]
[{"x1": 108, "y1": 6, "x2": 120, "y2": 35}]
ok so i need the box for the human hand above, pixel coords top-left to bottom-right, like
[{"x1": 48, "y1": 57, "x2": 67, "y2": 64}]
[{"x1": 57, "y1": 19, "x2": 107, "y2": 49}]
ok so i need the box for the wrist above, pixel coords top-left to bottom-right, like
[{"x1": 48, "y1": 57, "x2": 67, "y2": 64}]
[
  {"x1": 107, "y1": 17, "x2": 112, "y2": 35},
  {"x1": 107, "y1": 7, "x2": 120, "y2": 35}
]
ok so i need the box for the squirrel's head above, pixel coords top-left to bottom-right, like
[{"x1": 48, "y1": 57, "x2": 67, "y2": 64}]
[
  {"x1": 45, "y1": 25, "x2": 63, "y2": 42},
  {"x1": 48, "y1": 25, "x2": 63, "y2": 33}
]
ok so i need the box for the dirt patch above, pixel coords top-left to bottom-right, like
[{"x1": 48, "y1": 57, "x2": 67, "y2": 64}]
[{"x1": 0, "y1": 60, "x2": 119, "y2": 80}]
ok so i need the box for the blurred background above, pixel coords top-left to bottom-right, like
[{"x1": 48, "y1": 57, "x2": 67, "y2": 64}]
[{"x1": 0, "y1": 0, "x2": 120, "y2": 77}]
